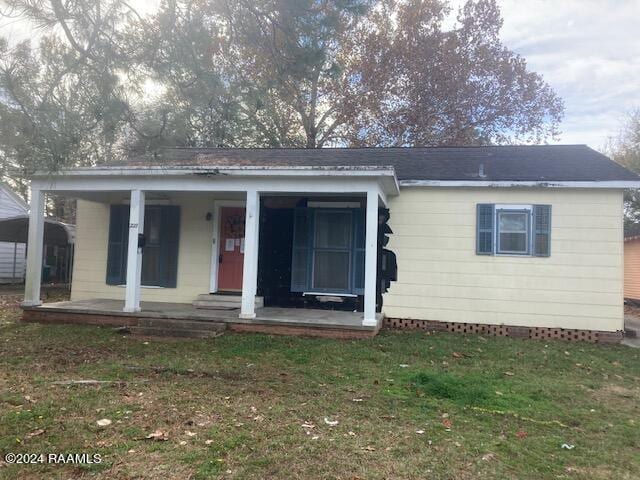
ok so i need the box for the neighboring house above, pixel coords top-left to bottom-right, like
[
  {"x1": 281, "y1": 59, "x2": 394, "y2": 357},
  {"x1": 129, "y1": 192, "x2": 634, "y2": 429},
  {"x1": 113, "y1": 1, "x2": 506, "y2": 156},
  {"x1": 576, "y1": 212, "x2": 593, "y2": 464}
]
[
  {"x1": 0, "y1": 183, "x2": 28, "y2": 283},
  {"x1": 624, "y1": 224, "x2": 640, "y2": 302},
  {"x1": 21, "y1": 145, "x2": 640, "y2": 343}
]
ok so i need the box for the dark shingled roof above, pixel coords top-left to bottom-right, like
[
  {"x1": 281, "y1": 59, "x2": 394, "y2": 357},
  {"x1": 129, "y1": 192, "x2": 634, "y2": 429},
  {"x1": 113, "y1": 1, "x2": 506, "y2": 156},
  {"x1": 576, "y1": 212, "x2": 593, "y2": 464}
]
[{"x1": 124, "y1": 145, "x2": 640, "y2": 182}]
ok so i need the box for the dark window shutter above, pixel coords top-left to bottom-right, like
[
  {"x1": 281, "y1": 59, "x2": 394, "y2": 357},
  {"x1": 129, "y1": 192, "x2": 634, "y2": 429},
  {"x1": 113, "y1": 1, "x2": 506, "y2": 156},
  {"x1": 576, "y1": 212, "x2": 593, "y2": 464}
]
[
  {"x1": 291, "y1": 208, "x2": 312, "y2": 292},
  {"x1": 533, "y1": 204, "x2": 551, "y2": 257},
  {"x1": 159, "y1": 206, "x2": 181, "y2": 287},
  {"x1": 476, "y1": 204, "x2": 495, "y2": 255},
  {"x1": 352, "y1": 208, "x2": 365, "y2": 294},
  {"x1": 106, "y1": 205, "x2": 129, "y2": 285}
]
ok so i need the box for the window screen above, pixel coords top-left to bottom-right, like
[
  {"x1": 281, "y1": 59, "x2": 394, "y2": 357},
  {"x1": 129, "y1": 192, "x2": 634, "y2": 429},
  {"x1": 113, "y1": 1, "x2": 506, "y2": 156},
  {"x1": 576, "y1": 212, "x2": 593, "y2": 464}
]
[
  {"x1": 497, "y1": 210, "x2": 529, "y2": 254},
  {"x1": 312, "y1": 211, "x2": 352, "y2": 291}
]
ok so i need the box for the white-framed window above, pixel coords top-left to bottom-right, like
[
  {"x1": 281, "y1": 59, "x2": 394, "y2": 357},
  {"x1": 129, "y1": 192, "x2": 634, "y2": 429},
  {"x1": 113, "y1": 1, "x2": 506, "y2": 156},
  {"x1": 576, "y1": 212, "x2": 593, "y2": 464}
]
[
  {"x1": 496, "y1": 207, "x2": 531, "y2": 255},
  {"x1": 476, "y1": 203, "x2": 551, "y2": 257}
]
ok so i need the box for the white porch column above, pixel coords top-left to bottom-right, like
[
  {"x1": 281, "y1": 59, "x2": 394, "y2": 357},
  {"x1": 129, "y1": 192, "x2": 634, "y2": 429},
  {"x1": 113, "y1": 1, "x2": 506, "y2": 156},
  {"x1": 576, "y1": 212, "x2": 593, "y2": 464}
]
[
  {"x1": 22, "y1": 188, "x2": 45, "y2": 306},
  {"x1": 240, "y1": 189, "x2": 260, "y2": 319},
  {"x1": 124, "y1": 190, "x2": 145, "y2": 312},
  {"x1": 363, "y1": 188, "x2": 379, "y2": 326}
]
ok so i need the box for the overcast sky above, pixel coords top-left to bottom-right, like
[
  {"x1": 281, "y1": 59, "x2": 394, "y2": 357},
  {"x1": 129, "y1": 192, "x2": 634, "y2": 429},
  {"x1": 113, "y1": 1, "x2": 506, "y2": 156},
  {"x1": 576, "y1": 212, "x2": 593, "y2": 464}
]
[{"x1": 2, "y1": 0, "x2": 638, "y2": 150}]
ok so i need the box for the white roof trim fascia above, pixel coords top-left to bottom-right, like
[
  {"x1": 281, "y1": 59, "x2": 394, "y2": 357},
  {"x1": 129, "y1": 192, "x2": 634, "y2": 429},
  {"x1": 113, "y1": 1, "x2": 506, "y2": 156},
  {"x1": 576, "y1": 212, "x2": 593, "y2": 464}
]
[
  {"x1": 33, "y1": 165, "x2": 396, "y2": 177},
  {"x1": 399, "y1": 180, "x2": 640, "y2": 189},
  {"x1": 32, "y1": 165, "x2": 400, "y2": 197}
]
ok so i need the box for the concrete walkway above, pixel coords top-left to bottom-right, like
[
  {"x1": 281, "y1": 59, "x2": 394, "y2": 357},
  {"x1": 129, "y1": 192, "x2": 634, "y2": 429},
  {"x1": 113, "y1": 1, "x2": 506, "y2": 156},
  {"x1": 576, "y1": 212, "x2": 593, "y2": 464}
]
[{"x1": 623, "y1": 315, "x2": 640, "y2": 348}]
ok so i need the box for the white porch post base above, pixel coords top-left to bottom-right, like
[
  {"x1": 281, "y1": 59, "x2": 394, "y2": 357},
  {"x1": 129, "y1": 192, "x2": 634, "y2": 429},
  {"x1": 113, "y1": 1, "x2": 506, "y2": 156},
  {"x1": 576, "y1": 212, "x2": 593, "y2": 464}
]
[
  {"x1": 363, "y1": 188, "x2": 379, "y2": 326},
  {"x1": 124, "y1": 190, "x2": 145, "y2": 313},
  {"x1": 240, "y1": 189, "x2": 260, "y2": 319},
  {"x1": 22, "y1": 189, "x2": 45, "y2": 307}
]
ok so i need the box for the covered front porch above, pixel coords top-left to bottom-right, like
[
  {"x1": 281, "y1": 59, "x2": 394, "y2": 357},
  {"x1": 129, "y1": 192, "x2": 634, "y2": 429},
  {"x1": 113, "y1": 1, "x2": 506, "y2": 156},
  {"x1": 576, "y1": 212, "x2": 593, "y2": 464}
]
[
  {"x1": 22, "y1": 164, "x2": 398, "y2": 335},
  {"x1": 22, "y1": 298, "x2": 382, "y2": 338}
]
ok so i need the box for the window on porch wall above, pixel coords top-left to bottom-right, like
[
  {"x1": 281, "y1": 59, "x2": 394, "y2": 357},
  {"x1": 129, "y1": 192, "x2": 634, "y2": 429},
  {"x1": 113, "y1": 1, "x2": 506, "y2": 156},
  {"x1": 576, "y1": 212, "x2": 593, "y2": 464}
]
[
  {"x1": 106, "y1": 205, "x2": 180, "y2": 287},
  {"x1": 291, "y1": 208, "x2": 365, "y2": 295}
]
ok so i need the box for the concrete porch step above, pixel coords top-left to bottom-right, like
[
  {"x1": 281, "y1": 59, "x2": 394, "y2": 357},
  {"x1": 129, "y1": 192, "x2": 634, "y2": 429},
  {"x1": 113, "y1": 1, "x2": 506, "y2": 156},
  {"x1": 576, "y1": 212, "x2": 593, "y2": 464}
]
[
  {"x1": 192, "y1": 294, "x2": 264, "y2": 310},
  {"x1": 129, "y1": 326, "x2": 224, "y2": 339},
  {"x1": 130, "y1": 317, "x2": 227, "y2": 338},
  {"x1": 138, "y1": 318, "x2": 227, "y2": 332}
]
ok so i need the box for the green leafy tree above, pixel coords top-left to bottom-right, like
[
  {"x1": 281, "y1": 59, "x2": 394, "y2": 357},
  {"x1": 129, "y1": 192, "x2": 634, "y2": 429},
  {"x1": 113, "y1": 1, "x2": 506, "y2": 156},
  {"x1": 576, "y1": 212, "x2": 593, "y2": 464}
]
[{"x1": 0, "y1": 0, "x2": 565, "y2": 187}]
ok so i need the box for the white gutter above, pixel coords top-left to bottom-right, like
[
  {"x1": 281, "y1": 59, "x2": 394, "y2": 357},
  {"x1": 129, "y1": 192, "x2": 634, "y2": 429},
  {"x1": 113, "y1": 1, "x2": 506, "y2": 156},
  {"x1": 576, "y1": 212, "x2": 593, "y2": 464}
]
[{"x1": 399, "y1": 180, "x2": 640, "y2": 189}]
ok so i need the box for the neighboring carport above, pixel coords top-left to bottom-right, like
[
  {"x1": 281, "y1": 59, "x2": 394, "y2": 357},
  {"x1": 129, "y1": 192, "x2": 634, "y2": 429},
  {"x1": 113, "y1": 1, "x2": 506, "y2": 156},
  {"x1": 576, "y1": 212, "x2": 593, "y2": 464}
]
[{"x1": 0, "y1": 215, "x2": 75, "y2": 284}]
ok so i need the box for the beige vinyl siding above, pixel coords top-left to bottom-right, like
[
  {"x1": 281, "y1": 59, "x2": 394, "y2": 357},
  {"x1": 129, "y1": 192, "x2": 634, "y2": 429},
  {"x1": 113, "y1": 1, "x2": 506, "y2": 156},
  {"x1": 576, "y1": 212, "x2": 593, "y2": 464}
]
[
  {"x1": 383, "y1": 188, "x2": 624, "y2": 332},
  {"x1": 624, "y1": 239, "x2": 640, "y2": 300},
  {"x1": 72, "y1": 196, "x2": 216, "y2": 303}
]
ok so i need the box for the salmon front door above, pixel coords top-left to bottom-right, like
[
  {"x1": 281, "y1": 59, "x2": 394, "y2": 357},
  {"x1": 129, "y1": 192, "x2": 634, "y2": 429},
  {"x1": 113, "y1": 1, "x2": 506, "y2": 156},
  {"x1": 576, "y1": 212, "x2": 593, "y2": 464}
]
[{"x1": 217, "y1": 207, "x2": 246, "y2": 291}]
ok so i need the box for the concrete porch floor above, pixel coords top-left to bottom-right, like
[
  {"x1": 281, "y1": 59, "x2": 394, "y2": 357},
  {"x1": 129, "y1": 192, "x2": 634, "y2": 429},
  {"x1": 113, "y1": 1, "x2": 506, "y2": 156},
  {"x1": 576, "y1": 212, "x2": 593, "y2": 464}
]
[{"x1": 23, "y1": 298, "x2": 382, "y2": 336}]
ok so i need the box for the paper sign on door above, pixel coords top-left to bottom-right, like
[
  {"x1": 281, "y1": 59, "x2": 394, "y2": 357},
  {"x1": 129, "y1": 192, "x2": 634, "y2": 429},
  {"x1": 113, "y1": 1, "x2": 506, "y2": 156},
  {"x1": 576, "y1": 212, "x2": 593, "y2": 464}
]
[{"x1": 225, "y1": 239, "x2": 235, "y2": 251}]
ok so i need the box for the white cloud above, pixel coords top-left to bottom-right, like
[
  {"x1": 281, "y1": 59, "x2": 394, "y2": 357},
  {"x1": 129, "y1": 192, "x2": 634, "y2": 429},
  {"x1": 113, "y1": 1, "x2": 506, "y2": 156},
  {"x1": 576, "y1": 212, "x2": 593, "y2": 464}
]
[{"x1": 496, "y1": 0, "x2": 640, "y2": 148}]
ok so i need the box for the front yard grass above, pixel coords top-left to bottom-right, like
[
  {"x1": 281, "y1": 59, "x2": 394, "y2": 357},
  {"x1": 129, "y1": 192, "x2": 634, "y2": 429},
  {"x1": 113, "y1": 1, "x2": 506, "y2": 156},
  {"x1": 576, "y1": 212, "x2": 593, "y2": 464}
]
[{"x1": 0, "y1": 304, "x2": 639, "y2": 479}]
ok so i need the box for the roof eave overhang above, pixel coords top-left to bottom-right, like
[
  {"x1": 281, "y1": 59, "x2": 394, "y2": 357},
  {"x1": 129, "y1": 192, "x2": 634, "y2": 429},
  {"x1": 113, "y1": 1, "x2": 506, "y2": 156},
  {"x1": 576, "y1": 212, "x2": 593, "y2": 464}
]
[
  {"x1": 398, "y1": 180, "x2": 640, "y2": 189},
  {"x1": 31, "y1": 165, "x2": 401, "y2": 197}
]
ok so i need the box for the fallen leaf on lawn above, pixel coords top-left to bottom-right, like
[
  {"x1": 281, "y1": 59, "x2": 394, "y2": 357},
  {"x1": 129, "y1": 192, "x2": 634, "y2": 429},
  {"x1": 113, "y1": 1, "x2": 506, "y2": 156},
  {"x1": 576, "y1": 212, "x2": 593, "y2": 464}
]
[
  {"x1": 250, "y1": 406, "x2": 257, "y2": 413},
  {"x1": 441, "y1": 413, "x2": 449, "y2": 418},
  {"x1": 415, "y1": 430, "x2": 425, "y2": 435},
  {"x1": 442, "y1": 419, "x2": 453, "y2": 429},
  {"x1": 352, "y1": 398, "x2": 363, "y2": 402},
  {"x1": 96, "y1": 419, "x2": 112, "y2": 427},
  {"x1": 399, "y1": 364, "x2": 409, "y2": 368},
  {"x1": 324, "y1": 417, "x2": 339, "y2": 426},
  {"x1": 348, "y1": 431, "x2": 356, "y2": 436},
  {"x1": 452, "y1": 352, "x2": 462, "y2": 358},
  {"x1": 179, "y1": 440, "x2": 187, "y2": 446},
  {"x1": 311, "y1": 435, "x2": 319, "y2": 440},
  {"x1": 128, "y1": 449, "x2": 136, "y2": 454},
  {"x1": 185, "y1": 431, "x2": 196, "y2": 437},
  {"x1": 24, "y1": 395, "x2": 35, "y2": 404},
  {"x1": 26, "y1": 429, "x2": 45, "y2": 438},
  {"x1": 361, "y1": 446, "x2": 376, "y2": 451},
  {"x1": 301, "y1": 423, "x2": 315, "y2": 429},
  {"x1": 454, "y1": 441, "x2": 461, "y2": 447},
  {"x1": 253, "y1": 415, "x2": 264, "y2": 422},
  {"x1": 495, "y1": 391, "x2": 504, "y2": 396},
  {"x1": 516, "y1": 430, "x2": 528, "y2": 439},
  {"x1": 145, "y1": 429, "x2": 168, "y2": 441},
  {"x1": 504, "y1": 371, "x2": 515, "y2": 376},
  {"x1": 481, "y1": 453, "x2": 496, "y2": 461},
  {"x1": 205, "y1": 439, "x2": 214, "y2": 445}
]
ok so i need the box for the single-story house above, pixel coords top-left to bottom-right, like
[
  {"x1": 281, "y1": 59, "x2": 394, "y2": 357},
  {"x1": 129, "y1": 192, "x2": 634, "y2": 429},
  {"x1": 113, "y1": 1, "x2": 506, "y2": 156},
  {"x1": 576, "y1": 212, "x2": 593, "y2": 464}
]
[{"x1": 21, "y1": 145, "x2": 640, "y2": 342}]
